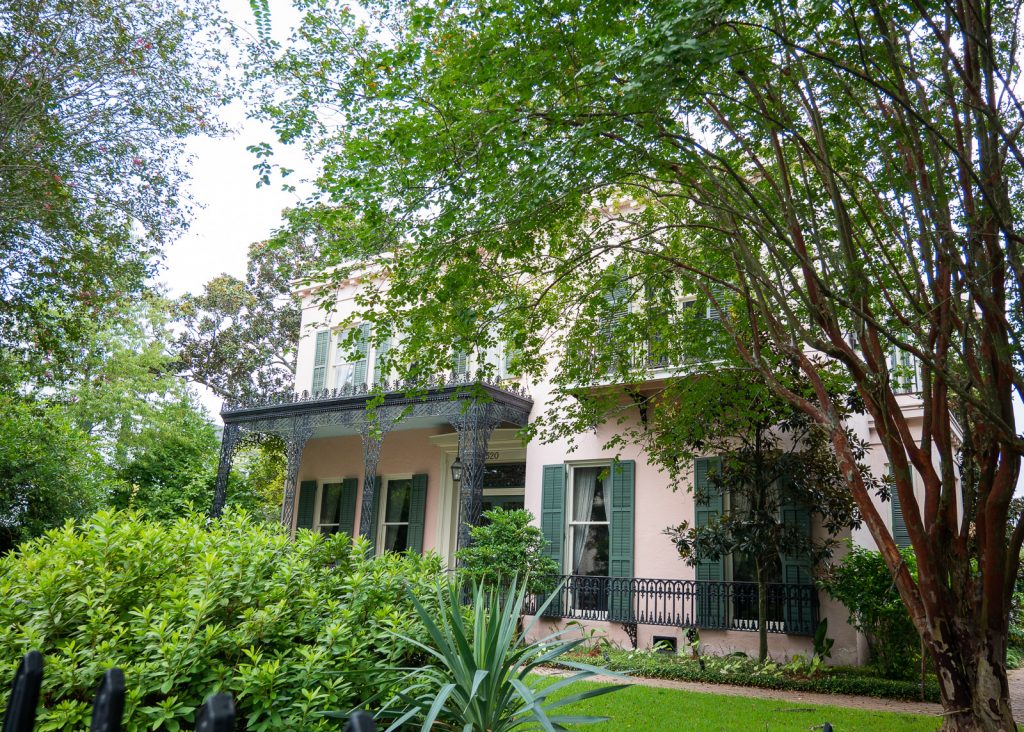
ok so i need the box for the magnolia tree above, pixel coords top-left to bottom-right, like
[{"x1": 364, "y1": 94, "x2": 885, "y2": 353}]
[
  {"x1": 249, "y1": 0, "x2": 1024, "y2": 727},
  {"x1": 655, "y1": 368, "x2": 862, "y2": 663}
]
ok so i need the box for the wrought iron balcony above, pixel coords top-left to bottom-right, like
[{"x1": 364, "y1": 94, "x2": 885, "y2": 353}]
[{"x1": 523, "y1": 575, "x2": 818, "y2": 636}]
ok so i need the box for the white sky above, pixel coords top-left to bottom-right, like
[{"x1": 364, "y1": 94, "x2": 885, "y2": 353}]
[{"x1": 159, "y1": 0, "x2": 312, "y2": 421}]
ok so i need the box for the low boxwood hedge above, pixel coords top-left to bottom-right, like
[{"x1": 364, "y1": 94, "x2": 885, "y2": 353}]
[{"x1": 560, "y1": 649, "x2": 941, "y2": 703}]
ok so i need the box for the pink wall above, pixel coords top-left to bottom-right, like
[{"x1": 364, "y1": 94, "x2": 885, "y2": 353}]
[
  {"x1": 520, "y1": 381, "x2": 864, "y2": 664},
  {"x1": 295, "y1": 427, "x2": 450, "y2": 552},
  {"x1": 523, "y1": 408, "x2": 692, "y2": 582}
]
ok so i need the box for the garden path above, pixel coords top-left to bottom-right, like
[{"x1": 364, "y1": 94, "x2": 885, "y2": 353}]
[
  {"x1": 542, "y1": 667, "x2": 1024, "y2": 722},
  {"x1": 1009, "y1": 669, "x2": 1024, "y2": 722}
]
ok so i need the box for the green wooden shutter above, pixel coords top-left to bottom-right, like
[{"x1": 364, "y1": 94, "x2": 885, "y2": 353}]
[
  {"x1": 779, "y1": 480, "x2": 814, "y2": 634},
  {"x1": 706, "y1": 286, "x2": 725, "y2": 321},
  {"x1": 373, "y1": 336, "x2": 391, "y2": 385},
  {"x1": 353, "y1": 324, "x2": 370, "y2": 386},
  {"x1": 407, "y1": 474, "x2": 428, "y2": 553},
  {"x1": 540, "y1": 464, "x2": 566, "y2": 616},
  {"x1": 338, "y1": 478, "x2": 358, "y2": 537},
  {"x1": 886, "y1": 463, "x2": 911, "y2": 549},
  {"x1": 608, "y1": 460, "x2": 635, "y2": 622},
  {"x1": 296, "y1": 480, "x2": 317, "y2": 531},
  {"x1": 694, "y1": 457, "x2": 726, "y2": 628},
  {"x1": 311, "y1": 330, "x2": 330, "y2": 394},
  {"x1": 892, "y1": 488, "x2": 911, "y2": 549},
  {"x1": 600, "y1": 284, "x2": 629, "y2": 371},
  {"x1": 367, "y1": 476, "x2": 383, "y2": 551},
  {"x1": 454, "y1": 350, "x2": 470, "y2": 377}
]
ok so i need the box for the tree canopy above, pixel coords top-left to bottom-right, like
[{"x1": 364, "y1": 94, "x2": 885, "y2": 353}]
[
  {"x1": 175, "y1": 219, "x2": 329, "y2": 403},
  {"x1": 0, "y1": 0, "x2": 229, "y2": 375},
  {"x1": 249, "y1": 0, "x2": 1024, "y2": 727}
]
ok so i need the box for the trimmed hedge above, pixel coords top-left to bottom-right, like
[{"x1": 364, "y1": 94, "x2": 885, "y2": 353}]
[{"x1": 561, "y1": 649, "x2": 941, "y2": 703}]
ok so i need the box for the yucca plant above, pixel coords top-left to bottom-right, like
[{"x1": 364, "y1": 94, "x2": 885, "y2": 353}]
[{"x1": 379, "y1": 578, "x2": 624, "y2": 731}]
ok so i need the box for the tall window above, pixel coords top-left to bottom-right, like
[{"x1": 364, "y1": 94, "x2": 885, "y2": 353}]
[
  {"x1": 889, "y1": 347, "x2": 921, "y2": 393},
  {"x1": 317, "y1": 483, "x2": 344, "y2": 535},
  {"x1": 568, "y1": 466, "x2": 610, "y2": 612},
  {"x1": 334, "y1": 324, "x2": 369, "y2": 389},
  {"x1": 726, "y1": 491, "x2": 784, "y2": 627},
  {"x1": 380, "y1": 478, "x2": 412, "y2": 553}
]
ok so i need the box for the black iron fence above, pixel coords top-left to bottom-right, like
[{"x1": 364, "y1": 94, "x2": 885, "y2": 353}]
[
  {"x1": 2, "y1": 651, "x2": 377, "y2": 732},
  {"x1": 522, "y1": 576, "x2": 818, "y2": 636}
]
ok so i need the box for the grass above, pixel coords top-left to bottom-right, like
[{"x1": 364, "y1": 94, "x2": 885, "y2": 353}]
[{"x1": 548, "y1": 680, "x2": 940, "y2": 731}]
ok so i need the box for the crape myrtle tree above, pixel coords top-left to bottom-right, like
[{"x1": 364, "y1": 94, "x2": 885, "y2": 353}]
[
  {"x1": 248, "y1": 0, "x2": 1024, "y2": 727},
  {"x1": 0, "y1": 0, "x2": 229, "y2": 380}
]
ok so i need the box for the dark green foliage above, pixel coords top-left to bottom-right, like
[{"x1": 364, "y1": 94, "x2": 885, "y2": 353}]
[
  {"x1": 175, "y1": 231, "x2": 320, "y2": 403},
  {"x1": 0, "y1": 0, "x2": 227, "y2": 376},
  {"x1": 813, "y1": 619, "x2": 835, "y2": 663},
  {"x1": 0, "y1": 396, "x2": 113, "y2": 553},
  {"x1": 111, "y1": 397, "x2": 220, "y2": 521},
  {"x1": 819, "y1": 545, "x2": 921, "y2": 680},
  {"x1": 374, "y1": 580, "x2": 622, "y2": 731},
  {"x1": 562, "y1": 649, "x2": 940, "y2": 703},
  {"x1": 455, "y1": 508, "x2": 559, "y2": 596},
  {"x1": 0, "y1": 510, "x2": 443, "y2": 730},
  {"x1": 225, "y1": 436, "x2": 288, "y2": 524}
]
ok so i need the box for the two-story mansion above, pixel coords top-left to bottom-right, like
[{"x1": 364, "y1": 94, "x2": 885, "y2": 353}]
[{"x1": 212, "y1": 273, "x2": 930, "y2": 664}]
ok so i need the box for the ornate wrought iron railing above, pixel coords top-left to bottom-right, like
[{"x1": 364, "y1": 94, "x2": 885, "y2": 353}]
[
  {"x1": 221, "y1": 373, "x2": 530, "y2": 415},
  {"x1": 523, "y1": 575, "x2": 818, "y2": 636}
]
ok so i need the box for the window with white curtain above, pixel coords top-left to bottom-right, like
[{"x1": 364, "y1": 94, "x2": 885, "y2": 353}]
[
  {"x1": 567, "y1": 465, "x2": 610, "y2": 613},
  {"x1": 568, "y1": 466, "x2": 609, "y2": 577}
]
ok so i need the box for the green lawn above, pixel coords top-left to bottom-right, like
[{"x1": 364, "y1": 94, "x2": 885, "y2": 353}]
[{"x1": 552, "y1": 681, "x2": 940, "y2": 731}]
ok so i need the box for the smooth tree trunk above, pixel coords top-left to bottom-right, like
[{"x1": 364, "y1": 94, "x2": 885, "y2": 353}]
[
  {"x1": 820, "y1": 413, "x2": 1016, "y2": 732},
  {"x1": 756, "y1": 562, "x2": 768, "y2": 664}
]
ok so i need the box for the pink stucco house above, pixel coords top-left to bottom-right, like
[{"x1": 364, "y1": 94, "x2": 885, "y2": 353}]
[{"x1": 212, "y1": 274, "x2": 930, "y2": 665}]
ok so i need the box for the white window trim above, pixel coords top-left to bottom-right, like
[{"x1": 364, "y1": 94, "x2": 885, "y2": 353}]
[
  {"x1": 314, "y1": 477, "x2": 345, "y2": 534},
  {"x1": 332, "y1": 325, "x2": 371, "y2": 390},
  {"x1": 376, "y1": 474, "x2": 414, "y2": 556},
  {"x1": 564, "y1": 461, "x2": 612, "y2": 619}
]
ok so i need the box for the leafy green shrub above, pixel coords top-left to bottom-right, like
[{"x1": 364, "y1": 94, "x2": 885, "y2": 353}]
[
  {"x1": 0, "y1": 509, "x2": 443, "y2": 731},
  {"x1": 455, "y1": 508, "x2": 558, "y2": 595},
  {"x1": 562, "y1": 649, "x2": 941, "y2": 702},
  {"x1": 0, "y1": 395, "x2": 114, "y2": 552},
  {"x1": 373, "y1": 580, "x2": 621, "y2": 730},
  {"x1": 819, "y1": 544, "x2": 921, "y2": 679}
]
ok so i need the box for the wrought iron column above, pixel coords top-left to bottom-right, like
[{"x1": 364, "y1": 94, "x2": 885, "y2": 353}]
[
  {"x1": 280, "y1": 417, "x2": 315, "y2": 531},
  {"x1": 212, "y1": 423, "x2": 240, "y2": 518},
  {"x1": 450, "y1": 402, "x2": 502, "y2": 552},
  {"x1": 358, "y1": 407, "x2": 403, "y2": 537}
]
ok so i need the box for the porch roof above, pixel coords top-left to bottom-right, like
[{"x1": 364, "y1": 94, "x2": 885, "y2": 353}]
[{"x1": 220, "y1": 376, "x2": 534, "y2": 436}]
